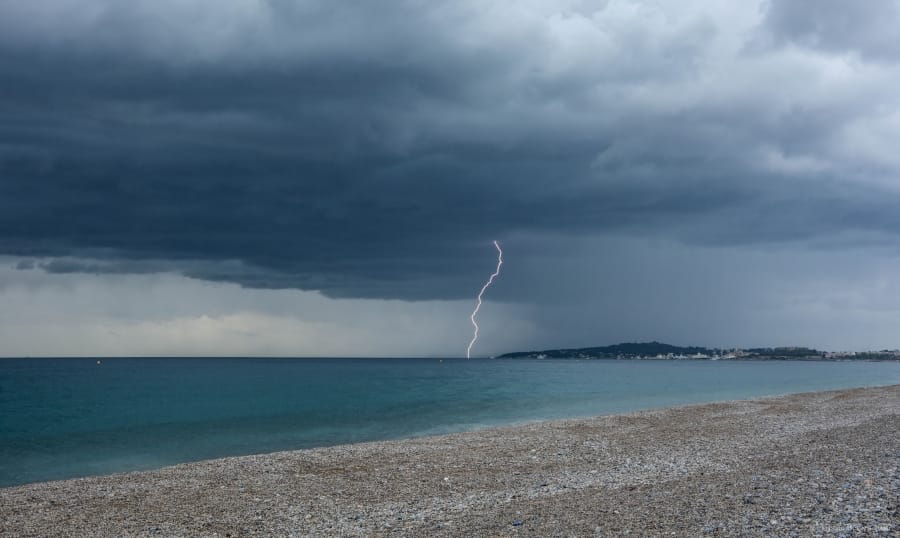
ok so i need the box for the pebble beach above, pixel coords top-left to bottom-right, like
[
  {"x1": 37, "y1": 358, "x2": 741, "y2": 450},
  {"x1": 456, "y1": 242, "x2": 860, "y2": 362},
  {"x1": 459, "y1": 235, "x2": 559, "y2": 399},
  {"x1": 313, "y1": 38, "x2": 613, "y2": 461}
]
[{"x1": 1, "y1": 385, "x2": 898, "y2": 537}]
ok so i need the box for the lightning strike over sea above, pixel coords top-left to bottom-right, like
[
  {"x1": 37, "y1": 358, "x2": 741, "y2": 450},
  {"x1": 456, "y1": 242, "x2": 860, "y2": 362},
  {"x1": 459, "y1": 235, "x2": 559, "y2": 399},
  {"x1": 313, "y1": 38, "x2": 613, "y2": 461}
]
[{"x1": 466, "y1": 240, "x2": 503, "y2": 359}]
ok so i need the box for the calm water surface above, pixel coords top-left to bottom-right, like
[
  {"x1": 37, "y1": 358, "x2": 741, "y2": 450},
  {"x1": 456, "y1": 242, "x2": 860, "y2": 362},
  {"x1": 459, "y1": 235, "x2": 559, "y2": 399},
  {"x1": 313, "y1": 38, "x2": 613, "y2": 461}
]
[{"x1": 1, "y1": 358, "x2": 898, "y2": 487}]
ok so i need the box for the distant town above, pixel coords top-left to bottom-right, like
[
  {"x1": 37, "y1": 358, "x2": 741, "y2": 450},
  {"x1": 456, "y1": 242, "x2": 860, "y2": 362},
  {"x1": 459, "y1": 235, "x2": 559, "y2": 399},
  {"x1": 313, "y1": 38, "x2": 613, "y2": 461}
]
[{"x1": 497, "y1": 342, "x2": 900, "y2": 361}]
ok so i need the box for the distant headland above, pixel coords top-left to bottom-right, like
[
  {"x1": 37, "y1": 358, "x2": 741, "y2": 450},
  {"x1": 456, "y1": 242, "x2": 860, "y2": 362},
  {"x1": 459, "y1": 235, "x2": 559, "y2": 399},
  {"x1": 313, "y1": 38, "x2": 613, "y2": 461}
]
[{"x1": 497, "y1": 341, "x2": 900, "y2": 361}]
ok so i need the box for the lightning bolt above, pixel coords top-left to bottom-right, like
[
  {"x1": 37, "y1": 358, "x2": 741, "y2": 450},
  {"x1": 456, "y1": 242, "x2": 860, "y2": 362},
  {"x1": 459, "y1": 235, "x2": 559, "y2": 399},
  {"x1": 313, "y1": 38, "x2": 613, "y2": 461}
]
[{"x1": 467, "y1": 240, "x2": 503, "y2": 359}]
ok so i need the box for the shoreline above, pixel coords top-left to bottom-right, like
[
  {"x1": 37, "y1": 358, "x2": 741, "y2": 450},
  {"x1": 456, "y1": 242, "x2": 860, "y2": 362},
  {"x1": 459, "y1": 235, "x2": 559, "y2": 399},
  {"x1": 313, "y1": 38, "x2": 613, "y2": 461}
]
[
  {"x1": 2, "y1": 385, "x2": 898, "y2": 536},
  {"x1": 4, "y1": 380, "x2": 898, "y2": 489}
]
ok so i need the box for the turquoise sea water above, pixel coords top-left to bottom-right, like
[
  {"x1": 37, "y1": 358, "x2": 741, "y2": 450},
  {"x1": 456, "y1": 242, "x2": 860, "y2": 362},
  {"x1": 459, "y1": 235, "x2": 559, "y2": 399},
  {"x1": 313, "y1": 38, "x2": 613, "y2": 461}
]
[{"x1": 1, "y1": 357, "x2": 898, "y2": 487}]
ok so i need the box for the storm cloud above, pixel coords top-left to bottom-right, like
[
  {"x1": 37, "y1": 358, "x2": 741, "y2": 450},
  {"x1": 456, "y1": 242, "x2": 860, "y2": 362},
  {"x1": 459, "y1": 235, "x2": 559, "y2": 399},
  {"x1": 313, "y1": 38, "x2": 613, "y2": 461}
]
[{"x1": 2, "y1": 1, "x2": 900, "y2": 339}]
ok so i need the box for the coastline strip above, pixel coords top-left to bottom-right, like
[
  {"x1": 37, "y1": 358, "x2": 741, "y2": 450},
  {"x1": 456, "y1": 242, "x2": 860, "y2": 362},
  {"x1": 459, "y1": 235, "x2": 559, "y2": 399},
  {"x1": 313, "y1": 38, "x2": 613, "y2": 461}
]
[{"x1": 1, "y1": 385, "x2": 897, "y2": 537}]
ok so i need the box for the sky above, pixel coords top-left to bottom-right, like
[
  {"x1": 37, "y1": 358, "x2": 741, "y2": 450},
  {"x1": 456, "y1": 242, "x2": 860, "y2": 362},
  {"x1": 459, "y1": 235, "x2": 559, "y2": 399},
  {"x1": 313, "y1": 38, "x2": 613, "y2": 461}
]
[{"x1": 2, "y1": 0, "x2": 900, "y2": 357}]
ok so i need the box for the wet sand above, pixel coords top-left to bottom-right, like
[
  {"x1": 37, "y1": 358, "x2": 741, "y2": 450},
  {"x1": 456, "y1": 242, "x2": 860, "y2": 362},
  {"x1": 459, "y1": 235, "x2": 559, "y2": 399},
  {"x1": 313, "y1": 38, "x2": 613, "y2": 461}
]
[{"x1": 1, "y1": 385, "x2": 898, "y2": 537}]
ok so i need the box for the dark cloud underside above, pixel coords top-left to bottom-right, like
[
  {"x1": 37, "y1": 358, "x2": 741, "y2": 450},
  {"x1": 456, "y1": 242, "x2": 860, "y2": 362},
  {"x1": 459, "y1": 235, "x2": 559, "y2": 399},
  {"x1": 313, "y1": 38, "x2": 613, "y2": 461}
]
[{"x1": 2, "y1": 0, "x2": 900, "y2": 300}]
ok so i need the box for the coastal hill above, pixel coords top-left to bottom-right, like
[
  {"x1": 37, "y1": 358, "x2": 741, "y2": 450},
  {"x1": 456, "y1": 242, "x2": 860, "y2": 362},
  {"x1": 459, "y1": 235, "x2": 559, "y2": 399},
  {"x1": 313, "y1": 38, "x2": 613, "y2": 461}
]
[{"x1": 497, "y1": 341, "x2": 900, "y2": 361}]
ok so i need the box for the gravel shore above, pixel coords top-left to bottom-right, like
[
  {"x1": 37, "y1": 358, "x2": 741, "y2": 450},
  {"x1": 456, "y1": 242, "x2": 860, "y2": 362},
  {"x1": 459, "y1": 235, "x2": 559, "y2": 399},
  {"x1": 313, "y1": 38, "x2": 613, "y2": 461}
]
[{"x1": 2, "y1": 385, "x2": 898, "y2": 537}]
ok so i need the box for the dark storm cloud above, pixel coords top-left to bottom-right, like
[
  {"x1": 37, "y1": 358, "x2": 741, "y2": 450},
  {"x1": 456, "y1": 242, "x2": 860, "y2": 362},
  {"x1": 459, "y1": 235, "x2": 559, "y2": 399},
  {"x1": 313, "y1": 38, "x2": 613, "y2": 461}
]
[{"x1": 2, "y1": 0, "x2": 899, "y2": 300}]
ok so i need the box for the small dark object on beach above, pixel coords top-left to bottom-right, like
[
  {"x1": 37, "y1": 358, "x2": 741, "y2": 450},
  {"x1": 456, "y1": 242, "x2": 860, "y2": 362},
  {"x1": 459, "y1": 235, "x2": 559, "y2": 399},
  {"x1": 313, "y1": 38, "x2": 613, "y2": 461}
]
[{"x1": 512, "y1": 519, "x2": 524, "y2": 526}]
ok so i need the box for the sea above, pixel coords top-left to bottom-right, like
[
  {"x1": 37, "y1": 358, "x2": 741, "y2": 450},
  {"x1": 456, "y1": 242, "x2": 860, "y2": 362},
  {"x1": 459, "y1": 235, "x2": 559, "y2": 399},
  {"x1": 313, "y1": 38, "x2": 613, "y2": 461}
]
[{"x1": 1, "y1": 357, "x2": 899, "y2": 488}]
